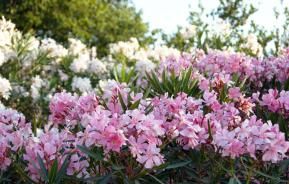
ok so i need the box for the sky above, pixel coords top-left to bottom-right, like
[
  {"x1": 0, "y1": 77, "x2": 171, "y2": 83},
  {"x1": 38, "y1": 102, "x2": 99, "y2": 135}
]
[{"x1": 132, "y1": 0, "x2": 289, "y2": 34}]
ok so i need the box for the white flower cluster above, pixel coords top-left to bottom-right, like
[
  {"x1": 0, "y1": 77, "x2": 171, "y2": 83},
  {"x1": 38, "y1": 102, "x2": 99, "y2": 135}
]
[
  {"x1": 99, "y1": 79, "x2": 121, "y2": 99},
  {"x1": 110, "y1": 37, "x2": 140, "y2": 60},
  {"x1": 70, "y1": 54, "x2": 107, "y2": 75},
  {"x1": 0, "y1": 16, "x2": 20, "y2": 66},
  {"x1": 135, "y1": 60, "x2": 156, "y2": 76},
  {"x1": 0, "y1": 100, "x2": 4, "y2": 109},
  {"x1": 147, "y1": 45, "x2": 181, "y2": 61},
  {"x1": 68, "y1": 38, "x2": 87, "y2": 55},
  {"x1": 180, "y1": 25, "x2": 197, "y2": 39},
  {"x1": 241, "y1": 34, "x2": 263, "y2": 56},
  {"x1": 71, "y1": 76, "x2": 92, "y2": 94},
  {"x1": 69, "y1": 39, "x2": 107, "y2": 77},
  {"x1": 0, "y1": 76, "x2": 12, "y2": 99},
  {"x1": 109, "y1": 38, "x2": 181, "y2": 64},
  {"x1": 209, "y1": 19, "x2": 231, "y2": 38},
  {"x1": 30, "y1": 75, "x2": 45, "y2": 101},
  {"x1": 40, "y1": 38, "x2": 68, "y2": 62}
]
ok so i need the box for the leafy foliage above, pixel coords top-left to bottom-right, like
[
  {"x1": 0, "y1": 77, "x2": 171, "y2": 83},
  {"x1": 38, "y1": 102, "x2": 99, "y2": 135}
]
[
  {"x1": 146, "y1": 67, "x2": 201, "y2": 97},
  {"x1": 0, "y1": 0, "x2": 148, "y2": 56}
]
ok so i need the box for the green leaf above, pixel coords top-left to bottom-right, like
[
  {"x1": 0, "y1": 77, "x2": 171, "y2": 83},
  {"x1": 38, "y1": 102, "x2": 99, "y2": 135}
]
[
  {"x1": 284, "y1": 78, "x2": 289, "y2": 90},
  {"x1": 55, "y1": 155, "x2": 70, "y2": 184},
  {"x1": 37, "y1": 154, "x2": 49, "y2": 182},
  {"x1": 48, "y1": 159, "x2": 58, "y2": 183},
  {"x1": 129, "y1": 99, "x2": 141, "y2": 110},
  {"x1": 228, "y1": 177, "x2": 242, "y2": 184},
  {"x1": 147, "y1": 173, "x2": 165, "y2": 184},
  {"x1": 118, "y1": 92, "x2": 127, "y2": 111},
  {"x1": 181, "y1": 67, "x2": 192, "y2": 91},
  {"x1": 250, "y1": 168, "x2": 287, "y2": 183},
  {"x1": 113, "y1": 67, "x2": 120, "y2": 82},
  {"x1": 77, "y1": 145, "x2": 103, "y2": 161},
  {"x1": 152, "y1": 71, "x2": 165, "y2": 93},
  {"x1": 166, "y1": 160, "x2": 191, "y2": 169},
  {"x1": 121, "y1": 64, "x2": 126, "y2": 82},
  {"x1": 280, "y1": 159, "x2": 289, "y2": 172},
  {"x1": 14, "y1": 164, "x2": 37, "y2": 184},
  {"x1": 143, "y1": 85, "x2": 152, "y2": 98},
  {"x1": 81, "y1": 172, "x2": 113, "y2": 183}
]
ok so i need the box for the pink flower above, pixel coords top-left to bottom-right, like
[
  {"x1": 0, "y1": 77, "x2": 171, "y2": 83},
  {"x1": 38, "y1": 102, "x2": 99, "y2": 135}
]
[
  {"x1": 128, "y1": 136, "x2": 147, "y2": 158},
  {"x1": 279, "y1": 90, "x2": 289, "y2": 110},
  {"x1": 24, "y1": 128, "x2": 89, "y2": 182},
  {"x1": 49, "y1": 92, "x2": 78, "y2": 124},
  {"x1": 136, "y1": 144, "x2": 164, "y2": 169},
  {"x1": 203, "y1": 90, "x2": 218, "y2": 106},
  {"x1": 223, "y1": 139, "x2": 244, "y2": 158},
  {"x1": 0, "y1": 108, "x2": 32, "y2": 171},
  {"x1": 0, "y1": 141, "x2": 11, "y2": 171},
  {"x1": 100, "y1": 126, "x2": 126, "y2": 152},
  {"x1": 228, "y1": 87, "x2": 241, "y2": 99},
  {"x1": 76, "y1": 93, "x2": 98, "y2": 115},
  {"x1": 260, "y1": 89, "x2": 280, "y2": 112},
  {"x1": 199, "y1": 79, "x2": 210, "y2": 91},
  {"x1": 262, "y1": 132, "x2": 289, "y2": 163},
  {"x1": 44, "y1": 143, "x2": 57, "y2": 156}
]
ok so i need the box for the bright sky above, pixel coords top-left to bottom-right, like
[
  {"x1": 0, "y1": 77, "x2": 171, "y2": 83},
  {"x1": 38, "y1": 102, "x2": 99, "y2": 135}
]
[{"x1": 132, "y1": 0, "x2": 289, "y2": 34}]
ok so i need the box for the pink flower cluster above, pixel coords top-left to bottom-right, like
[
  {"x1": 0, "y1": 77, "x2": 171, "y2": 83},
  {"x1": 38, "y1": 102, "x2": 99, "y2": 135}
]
[
  {"x1": 213, "y1": 116, "x2": 289, "y2": 162},
  {"x1": 155, "y1": 50, "x2": 289, "y2": 88},
  {"x1": 159, "y1": 54, "x2": 193, "y2": 75},
  {"x1": 0, "y1": 108, "x2": 31, "y2": 171},
  {"x1": 195, "y1": 50, "x2": 289, "y2": 84},
  {"x1": 3, "y1": 45, "x2": 289, "y2": 180},
  {"x1": 153, "y1": 91, "x2": 289, "y2": 162},
  {"x1": 254, "y1": 89, "x2": 289, "y2": 117},
  {"x1": 1, "y1": 81, "x2": 289, "y2": 181},
  {"x1": 50, "y1": 88, "x2": 165, "y2": 169},
  {"x1": 24, "y1": 127, "x2": 89, "y2": 181}
]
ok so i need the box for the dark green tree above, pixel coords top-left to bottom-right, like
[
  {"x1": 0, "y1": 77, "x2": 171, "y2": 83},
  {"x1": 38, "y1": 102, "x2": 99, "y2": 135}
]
[{"x1": 0, "y1": 0, "x2": 148, "y2": 56}]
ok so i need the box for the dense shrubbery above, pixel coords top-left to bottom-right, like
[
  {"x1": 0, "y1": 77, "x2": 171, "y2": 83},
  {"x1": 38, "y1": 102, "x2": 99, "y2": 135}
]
[
  {"x1": 0, "y1": 15, "x2": 289, "y2": 183},
  {"x1": 0, "y1": 0, "x2": 148, "y2": 56}
]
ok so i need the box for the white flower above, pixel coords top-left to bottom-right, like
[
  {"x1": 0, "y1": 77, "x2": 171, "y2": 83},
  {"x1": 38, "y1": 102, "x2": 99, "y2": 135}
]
[
  {"x1": 0, "y1": 17, "x2": 20, "y2": 66},
  {"x1": 30, "y1": 75, "x2": 45, "y2": 100},
  {"x1": 69, "y1": 54, "x2": 90, "y2": 73},
  {"x1": 135, "y1": 60, "x2": 156, "y2": 76},
  {"x1": 0, "y1": 51, "x2": 5, "y2": 66},
  {"x1": 40, "y1": 38, "x2": 68, "y2": 61},
  {"x1": 91, "y1": 46, "x2": 97, "y2": 58},
  {"x1": 241, "y1": 33, "x2": 263, "y2": 56},
  {"x1": 22, "y1": 37, "x2": 40, "y2": 68},
  {"x1": 134, "y1": 48, "x2": 149, "y2": 61},
  {"x1": 58, "y1": 70, "x2": 69, "y2": 81},
  {"x1": 209, "y1": 19, "x2": 231, "y2": 38},
  {"x1": 0, "y1": 16, "x2": 20, "y2": 48},
  {"x1": 70, "y1": 53, "x2": 107, "y2": 76},
  {"x1": 68, "y1": 38, "x2": 88, "y2": 55},
  {"x1": 109, "y1": 37, "x2": 140, "y2": 60},
  {"x1": 0, "y1": 77, "x2": 12, "y2": 99},
  {"x1": 88, "y1": 58, "x2": 107, "y2": 75},
  {"x1": 0, "y1": 101, "x2": 5, "y2": 109},
  {"x1": 99, "y1": 79, "x2": 119, "y2": 99},
  {"x1": 180, "y1": 25, "x2": 197, "y2": 39},
  {"x1": 27, "y1": 36, "x2": 40, "y2": 51},
  {"x1": 13, "y1": 85, "x2": 29, "y2": 97},
  {"x1": 147, "y1": 45, "x2": 180, "y2": 61},
  {"x1": 71, "y1": 77, "x2": 92, "y2": 93}
]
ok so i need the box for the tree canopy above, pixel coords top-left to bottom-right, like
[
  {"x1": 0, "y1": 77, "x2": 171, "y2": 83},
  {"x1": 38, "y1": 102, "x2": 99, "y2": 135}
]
[{"x1": 0, "y1": 0, "x2": 148, "y2": 56}]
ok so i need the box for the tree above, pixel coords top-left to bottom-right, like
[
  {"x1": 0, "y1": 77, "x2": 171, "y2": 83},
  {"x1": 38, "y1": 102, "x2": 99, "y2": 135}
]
[
  {"x1": 0, "y1": 0, "x2": 148, "y2": 56},
  {"x1": 164, "y1": 0, "x2": 289, "y2": 57}
]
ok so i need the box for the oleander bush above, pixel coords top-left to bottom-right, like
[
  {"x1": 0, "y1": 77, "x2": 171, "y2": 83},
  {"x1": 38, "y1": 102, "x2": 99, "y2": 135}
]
[{"x1": 1, "y1": 1, "x2": 289, "y2": 183}]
